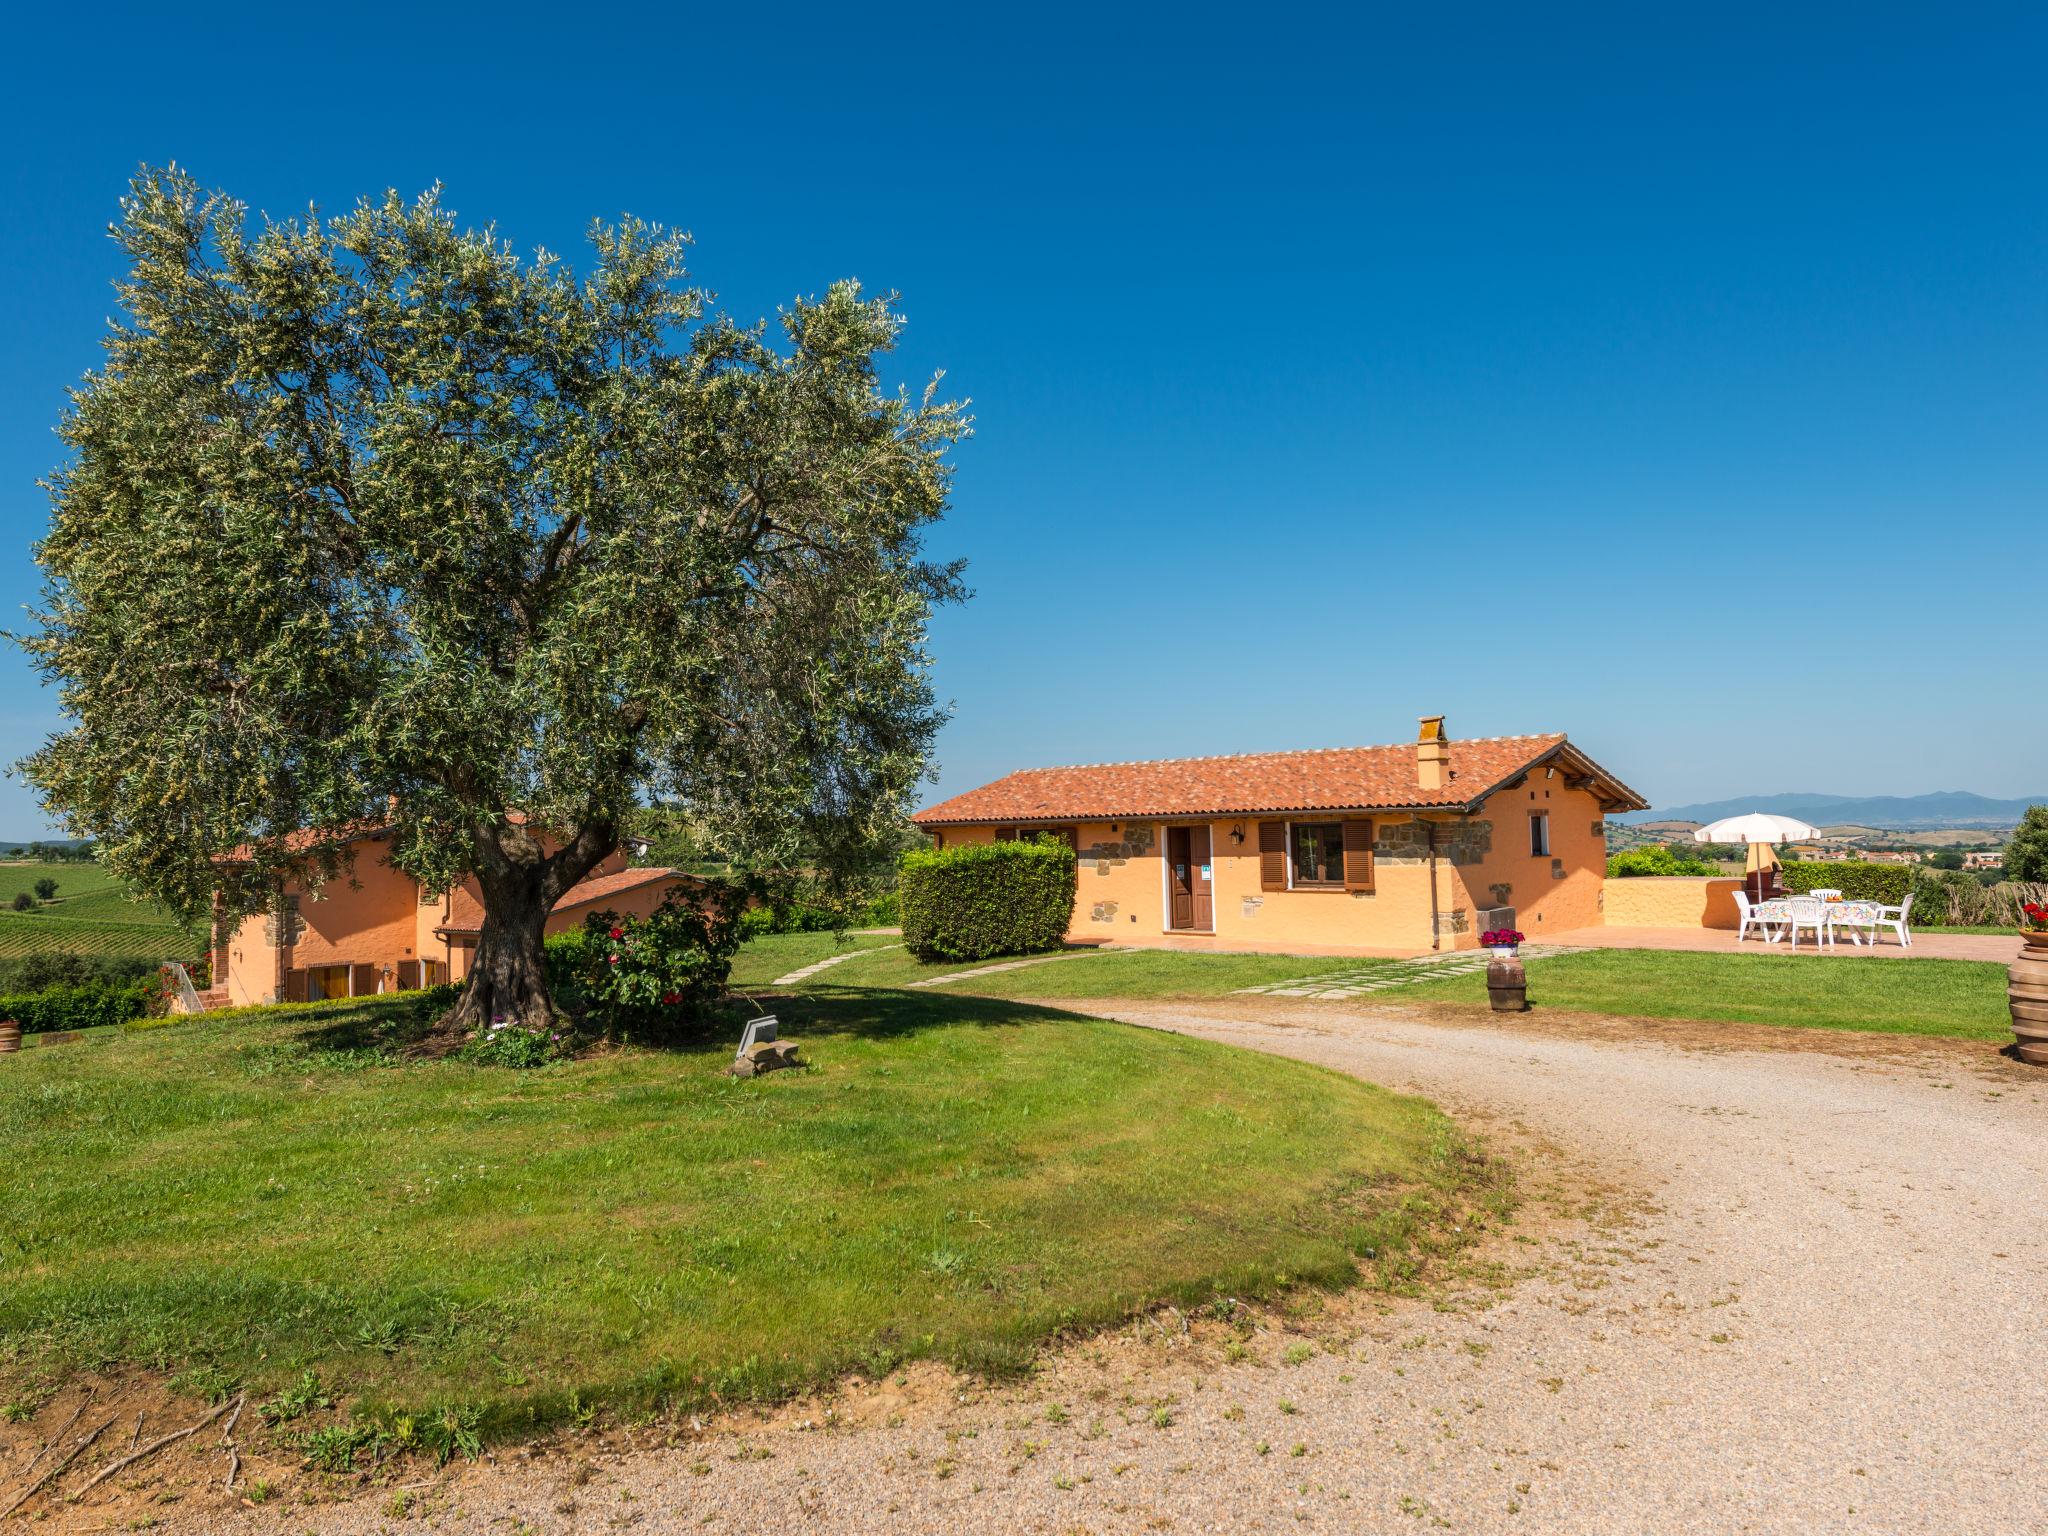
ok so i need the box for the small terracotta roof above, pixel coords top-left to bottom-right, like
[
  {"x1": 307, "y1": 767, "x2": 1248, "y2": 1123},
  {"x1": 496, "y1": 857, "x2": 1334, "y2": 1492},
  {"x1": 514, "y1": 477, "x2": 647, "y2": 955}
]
[
  {"x1": 434, "y1": 866, "x2": 691, "y2": 936},
  {"x1": 912, "y1": 734, "x2": 1647, "y2": 824}
]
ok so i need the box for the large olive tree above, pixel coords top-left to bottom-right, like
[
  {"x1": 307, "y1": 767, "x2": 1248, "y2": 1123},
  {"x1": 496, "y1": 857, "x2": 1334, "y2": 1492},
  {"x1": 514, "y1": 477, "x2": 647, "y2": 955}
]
[{"x1": 22, "y1": 167, "x2": 966, "y2": 1033}]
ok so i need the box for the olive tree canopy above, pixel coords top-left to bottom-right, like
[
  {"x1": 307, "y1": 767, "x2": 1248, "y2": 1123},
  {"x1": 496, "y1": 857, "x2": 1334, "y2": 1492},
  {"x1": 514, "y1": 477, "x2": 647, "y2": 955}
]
[{"x1": 22, "y1": 167, "x2": 967, "y2": 1030}]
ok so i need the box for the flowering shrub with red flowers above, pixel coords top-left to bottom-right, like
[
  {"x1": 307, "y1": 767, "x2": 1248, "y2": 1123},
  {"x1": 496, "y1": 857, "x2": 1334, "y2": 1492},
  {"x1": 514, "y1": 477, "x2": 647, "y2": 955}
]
[
  {"x1": 1480, "y1": 929, "x2": 1525, "y2": 948},
  {"x1": 566, "y1": 881, "x2": 750, "y2": 1041},
  {"x1": 2023, "y1": 901, "x2": 2048, "y2": 933}
]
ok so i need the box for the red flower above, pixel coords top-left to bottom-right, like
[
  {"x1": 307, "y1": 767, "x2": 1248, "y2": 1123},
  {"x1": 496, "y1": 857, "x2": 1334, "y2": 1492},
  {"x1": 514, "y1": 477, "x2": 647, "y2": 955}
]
[
  {"x1": 661, "y1": 992, "x2": 682, "y2": 1006},
  {"x1": 608, "y1": 926, "x2": 624, "y2": 940},
  {"x1": 607, "y1": 953, "x2": 619, "y2": 965}
]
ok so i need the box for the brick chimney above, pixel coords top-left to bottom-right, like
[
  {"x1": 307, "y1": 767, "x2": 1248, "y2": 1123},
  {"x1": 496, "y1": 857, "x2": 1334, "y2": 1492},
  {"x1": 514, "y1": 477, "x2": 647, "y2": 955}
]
[{"x1": 1416, "y1": 714, "x2": 1449, "y2": 791}]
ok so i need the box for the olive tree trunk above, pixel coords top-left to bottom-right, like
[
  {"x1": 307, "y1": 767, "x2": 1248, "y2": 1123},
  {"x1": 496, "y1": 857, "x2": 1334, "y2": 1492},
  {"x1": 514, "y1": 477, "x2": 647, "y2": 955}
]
[{"x1": 440, "y1": 820, "x2": 614, "y2": 1037}]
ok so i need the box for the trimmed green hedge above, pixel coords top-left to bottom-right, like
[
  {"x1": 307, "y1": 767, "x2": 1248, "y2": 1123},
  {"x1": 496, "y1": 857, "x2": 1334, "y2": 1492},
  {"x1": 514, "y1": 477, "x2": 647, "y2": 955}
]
[
  {"x1": 900, "y1": 839, "x2": 1078, "y2": 962},
  {"x1": 0, "y1": 980, "x2": 153, "y2": 1035},
  {"x1": 1780, "y1": 861, "x2": 1911, "y2": 904}
]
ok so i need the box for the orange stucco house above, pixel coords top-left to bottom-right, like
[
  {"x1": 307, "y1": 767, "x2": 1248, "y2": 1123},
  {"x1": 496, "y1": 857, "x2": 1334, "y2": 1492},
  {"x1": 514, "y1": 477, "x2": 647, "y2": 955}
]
[
  {"x1": 911, "y1": 718, "x2": 1647, "y2": 954},
  {"x1": 211, "y1": 827, "x2": 690, "y2": 1008}
]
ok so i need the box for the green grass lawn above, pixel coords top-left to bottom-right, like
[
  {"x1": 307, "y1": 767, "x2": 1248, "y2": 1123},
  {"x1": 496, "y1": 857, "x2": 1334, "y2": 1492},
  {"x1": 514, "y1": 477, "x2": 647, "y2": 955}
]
[
  {"x1": 739, "y1": 932, "x2": 2011, "y2": 1041},
  {"x1": 0, "y1": 989, "x2": 1489, "y2": 1433},
  {"x1": 778, "y1": 940, "x2": 1398, "y2": 999},
  {"x1": 1396, "y1": 948, "x2": 2011, "y2": 1038}
]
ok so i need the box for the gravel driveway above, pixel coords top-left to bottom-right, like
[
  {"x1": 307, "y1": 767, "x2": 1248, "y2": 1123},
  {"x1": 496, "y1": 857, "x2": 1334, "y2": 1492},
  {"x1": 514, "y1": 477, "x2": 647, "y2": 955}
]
[{"x1": 200, "y1": 999, "x2": 2048, "y2": 1534}]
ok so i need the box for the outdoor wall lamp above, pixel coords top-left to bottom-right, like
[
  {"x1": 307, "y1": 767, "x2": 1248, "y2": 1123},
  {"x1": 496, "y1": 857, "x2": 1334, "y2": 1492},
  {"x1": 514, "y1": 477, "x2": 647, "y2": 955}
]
[{"x1": 1229, "y1": 822, "x2": 1247, "y2": 845}]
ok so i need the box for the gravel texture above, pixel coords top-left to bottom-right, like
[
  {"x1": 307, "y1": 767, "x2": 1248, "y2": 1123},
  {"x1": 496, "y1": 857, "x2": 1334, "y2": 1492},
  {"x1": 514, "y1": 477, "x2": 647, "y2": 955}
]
[{"x1": 72, "y1": 998, "x2": 2048, "y2": 1534}]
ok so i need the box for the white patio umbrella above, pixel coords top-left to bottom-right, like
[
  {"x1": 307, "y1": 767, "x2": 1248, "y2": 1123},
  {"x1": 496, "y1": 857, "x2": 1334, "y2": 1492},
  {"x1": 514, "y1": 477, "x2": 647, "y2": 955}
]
[
  {"x1": 1693, "y1": 812, "x2": 1821, "y2": 885},
  {"x1": 1691, "y1": 813, "x2": 1820, "y2": 846}
]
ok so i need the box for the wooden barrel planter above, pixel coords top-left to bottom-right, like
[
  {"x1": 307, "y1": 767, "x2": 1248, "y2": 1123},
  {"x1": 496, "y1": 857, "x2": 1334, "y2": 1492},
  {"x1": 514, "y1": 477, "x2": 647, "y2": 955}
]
[
  {"x1": 1487, "y1": 956, "x2": 1528, "y2": 1012},
  {"x1": 2012, "y1": 934, "x2": 2048, "y2": 1065},
  {"x1": 0, "y1": 1020, "x2": 20, "y2": 1055}
]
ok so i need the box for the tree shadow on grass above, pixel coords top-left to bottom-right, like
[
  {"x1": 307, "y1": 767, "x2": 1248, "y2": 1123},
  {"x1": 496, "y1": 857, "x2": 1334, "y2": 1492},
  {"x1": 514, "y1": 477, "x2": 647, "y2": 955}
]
[
  {"x1": 752, "y1": 986, "x2": 1100, "y2": 1046},
  {"x1": 266, "y1": 984, "x2": 1100, "y2": 1068},
  {"x1": 281, "y1": 992, "x2": 445, "y2": 1062}
]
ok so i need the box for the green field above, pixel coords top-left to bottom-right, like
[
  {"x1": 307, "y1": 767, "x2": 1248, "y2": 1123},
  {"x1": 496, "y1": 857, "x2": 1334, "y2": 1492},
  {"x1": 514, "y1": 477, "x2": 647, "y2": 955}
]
[
  {"x1": 0, "y1": 988, "x2": 1493, "y2": 1431},
  {"x1": 0, "y1": 861, "x2": 202, "y2": 963}
]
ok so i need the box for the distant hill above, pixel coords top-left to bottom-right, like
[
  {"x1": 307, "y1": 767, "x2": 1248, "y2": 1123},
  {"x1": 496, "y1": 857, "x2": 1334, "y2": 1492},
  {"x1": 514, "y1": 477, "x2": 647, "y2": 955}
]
[{"x1": 1616, "y1": 791, "x2": 2045, "y2": 831}]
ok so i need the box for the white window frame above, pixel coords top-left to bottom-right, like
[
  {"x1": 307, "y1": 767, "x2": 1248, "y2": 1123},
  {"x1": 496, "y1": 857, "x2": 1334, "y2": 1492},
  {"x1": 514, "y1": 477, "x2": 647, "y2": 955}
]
[{"x1": 1530, "y1": 811, "x2": 1551, "y2": 858}]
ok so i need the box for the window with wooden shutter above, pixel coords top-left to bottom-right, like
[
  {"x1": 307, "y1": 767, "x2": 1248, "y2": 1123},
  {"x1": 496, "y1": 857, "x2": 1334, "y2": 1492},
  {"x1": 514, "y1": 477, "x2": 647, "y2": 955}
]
[
  {"x1": 1342, "y1": 819, "x2": 1375, "y2": 891},
  {"x1": 1258, "y1": 820, "x2": 1287, "y2": 890}
]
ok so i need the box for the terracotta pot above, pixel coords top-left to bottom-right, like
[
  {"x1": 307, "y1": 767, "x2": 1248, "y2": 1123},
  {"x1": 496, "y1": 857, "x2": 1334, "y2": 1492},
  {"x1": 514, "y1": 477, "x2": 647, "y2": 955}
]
[
  {"x1": 2010, "y1": 947, "x2": 2048, "y2": 1065},
  {"x1": 1487, "y1": 956, "x2": 1528, "y2": 1013},
  {"x1": 0, "y1": 1020, "x2": 20, "y2": 1055},
  {"x1": 2021, "y1": 930, "x2": 2048, "y2": 950}
]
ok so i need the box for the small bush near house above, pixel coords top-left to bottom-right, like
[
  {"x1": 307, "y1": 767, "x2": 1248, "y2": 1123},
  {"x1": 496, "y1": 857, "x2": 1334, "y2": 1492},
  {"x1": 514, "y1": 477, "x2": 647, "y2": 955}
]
[
  {"x1": 0, "y1": 979, "x2": 152, "y2": 1034},
  {"x1": 1607, "y1": 844, "x2": 1716, "y2": 878},
  {"x1": 1779, "y1": 860, "x2": 1912, "y2": 905},
  {"x1": 899, "y1": 839, "x2": 1077, "y2": 962},
  {"x1": 566, "y1": 882, "x2": 749, "y2": 1041},
  {"x1": 736, "y1": 880, "x2": 903, "y2": 938}
]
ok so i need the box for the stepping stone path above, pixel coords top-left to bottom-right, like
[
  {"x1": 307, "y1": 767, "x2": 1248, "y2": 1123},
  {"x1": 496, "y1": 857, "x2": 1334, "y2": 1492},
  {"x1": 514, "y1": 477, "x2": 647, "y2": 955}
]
[
  {"x1": 904, "y1": 949, "x2": 1129, "y2": 989},
  {"x1": 771, "y1": 944, "x2": 903, "y2": 987},
  {"x1": 1235, "y1": 944, "x2": 1587, "y2": 999}
]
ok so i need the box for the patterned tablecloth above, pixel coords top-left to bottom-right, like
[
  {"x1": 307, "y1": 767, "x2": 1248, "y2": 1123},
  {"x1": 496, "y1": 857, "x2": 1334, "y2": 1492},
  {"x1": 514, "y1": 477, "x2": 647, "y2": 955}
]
[{"x1": 1753, "y1": 898, "x2": 1884, "y2": 941}]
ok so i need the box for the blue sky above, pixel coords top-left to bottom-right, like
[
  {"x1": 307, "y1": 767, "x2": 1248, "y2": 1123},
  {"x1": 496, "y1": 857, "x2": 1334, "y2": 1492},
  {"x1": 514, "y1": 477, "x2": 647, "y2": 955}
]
[{"x1": 1, "y1": 3, "x2": 2043, "y2": 836}]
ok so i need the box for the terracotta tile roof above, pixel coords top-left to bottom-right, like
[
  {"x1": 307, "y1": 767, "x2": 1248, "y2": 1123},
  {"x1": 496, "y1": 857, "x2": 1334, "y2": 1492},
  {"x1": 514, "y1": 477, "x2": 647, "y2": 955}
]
[
  {"x1": 912, "y1": 734, "x2": 1647, "y2": 824},
  {"x1": 434, "y1": 866, "x2": 692, "y2": 936},
  {"x1": 217, "y1": 820, "x2": 389, "y2": 865}
]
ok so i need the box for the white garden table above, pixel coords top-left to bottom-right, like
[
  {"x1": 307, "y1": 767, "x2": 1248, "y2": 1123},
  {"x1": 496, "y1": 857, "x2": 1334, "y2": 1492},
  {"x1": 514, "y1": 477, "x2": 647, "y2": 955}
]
[{"x1": 1750, "y1": 898, "x2": 1884, "y2": 947}]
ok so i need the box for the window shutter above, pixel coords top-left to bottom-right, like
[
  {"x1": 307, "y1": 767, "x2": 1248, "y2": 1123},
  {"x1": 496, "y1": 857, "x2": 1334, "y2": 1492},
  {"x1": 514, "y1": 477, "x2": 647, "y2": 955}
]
[
  {"x1": 1258, "y1": 820, "x2": 1287, "y2": 890},
  {"x1": 1343, "y1": 819, "x2": 1375, "y2": 891}
]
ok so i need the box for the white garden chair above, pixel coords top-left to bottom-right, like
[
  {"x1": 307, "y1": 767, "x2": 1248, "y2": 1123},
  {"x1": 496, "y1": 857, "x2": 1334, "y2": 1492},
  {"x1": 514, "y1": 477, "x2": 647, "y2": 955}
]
[
  {"x1": 1872, "y1": 892, "x2": 1914, "y2": 948},
  {"x1": 1733, "y1": 890, "x2": 1781, "y2": 944},
  {"x1": 1783, "y1": 895, "x2": 1830, "y2": 949}
]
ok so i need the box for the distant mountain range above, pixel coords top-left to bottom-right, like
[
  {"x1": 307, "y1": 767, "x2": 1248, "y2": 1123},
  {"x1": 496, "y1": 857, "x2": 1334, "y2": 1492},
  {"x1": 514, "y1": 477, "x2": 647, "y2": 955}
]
[{"x1": 1617, "y1": 791, "x2": 2045, "y2": 830}]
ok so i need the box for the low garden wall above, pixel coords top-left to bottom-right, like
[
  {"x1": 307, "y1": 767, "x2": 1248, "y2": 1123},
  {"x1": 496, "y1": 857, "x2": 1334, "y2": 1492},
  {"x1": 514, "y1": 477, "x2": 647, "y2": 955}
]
[{"x1": 1603, "y1": 876, "x2": 1741, "y2": 930}]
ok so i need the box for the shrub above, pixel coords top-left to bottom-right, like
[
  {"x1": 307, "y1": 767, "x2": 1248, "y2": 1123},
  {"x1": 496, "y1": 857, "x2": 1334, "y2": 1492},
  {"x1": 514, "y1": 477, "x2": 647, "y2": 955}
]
[
  {"x1": 0, "y1": 952, "x2": 157, "y2": 992},
  {"x1": 2008, "y1": 806, "x2": 2048, "y2": 884},
  {"x1": 1780, "y1": 860, "x2": 1911, "y2": 904},
  {"x1": 32, "y1": 878, "x2": 57, "y2": 900},
  {"x1": 899, "y1": 839, "x2": 1077, "y2": 962},
  {"x1": 1606, "y1": 844, "x2": 1716, "y2": 878},
  {"x1": 1910, "y1": 872, "x2": 2048, "y2": 928},
  {"x1": 456, "y1": 1016, "x2": 566, "y2": 1068},
  {"x1": 0, "y1": 980, "x2": 152, "y2": 1034},
  {"x1": 10, "y1": 892, "x2": 34, "y2": 912},
  {"x1": 568, "y1": 882, "x2": 749, "y2": 1040},
  {"x1": 741, "y1": 877, "x2": 901, "y2": 936}
]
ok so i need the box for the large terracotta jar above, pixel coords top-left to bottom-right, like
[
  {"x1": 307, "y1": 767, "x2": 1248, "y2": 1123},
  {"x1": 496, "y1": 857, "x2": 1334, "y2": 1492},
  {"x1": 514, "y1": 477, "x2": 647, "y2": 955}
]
[{"x1": 2011, "y1": 933, "x2": 2048, "y2": 1065}]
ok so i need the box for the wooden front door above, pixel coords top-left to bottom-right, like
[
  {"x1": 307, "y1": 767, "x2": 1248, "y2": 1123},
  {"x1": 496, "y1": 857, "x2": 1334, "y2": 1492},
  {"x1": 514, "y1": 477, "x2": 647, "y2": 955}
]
[{"x1": 1166, "y1": 825, "x2": 1214, "y2": 931}]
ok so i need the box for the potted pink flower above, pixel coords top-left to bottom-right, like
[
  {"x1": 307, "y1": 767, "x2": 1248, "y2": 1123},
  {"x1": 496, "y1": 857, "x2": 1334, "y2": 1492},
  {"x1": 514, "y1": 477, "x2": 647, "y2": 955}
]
[{"x1": 1482, "y1": 928, "x2": 1525, "y2": 960}]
